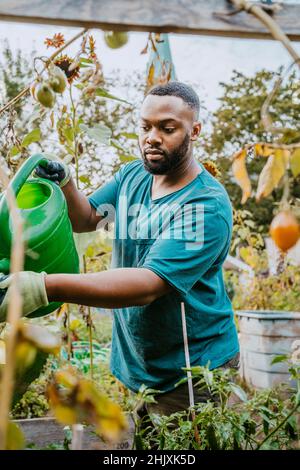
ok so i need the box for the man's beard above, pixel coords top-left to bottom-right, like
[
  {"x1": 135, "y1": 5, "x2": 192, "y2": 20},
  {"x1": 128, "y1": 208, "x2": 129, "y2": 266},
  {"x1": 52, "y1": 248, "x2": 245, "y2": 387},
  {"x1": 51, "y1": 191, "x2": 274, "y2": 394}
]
[{"x1": 140, "y1": 134, "x2": 190, "y2": 175}]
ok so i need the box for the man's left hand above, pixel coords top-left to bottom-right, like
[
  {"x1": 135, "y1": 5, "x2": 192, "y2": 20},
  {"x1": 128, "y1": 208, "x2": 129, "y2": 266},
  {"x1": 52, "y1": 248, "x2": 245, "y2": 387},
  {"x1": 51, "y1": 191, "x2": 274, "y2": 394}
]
[{"x1": 0, "y1": 271, "x2": 49, "y2": 322}]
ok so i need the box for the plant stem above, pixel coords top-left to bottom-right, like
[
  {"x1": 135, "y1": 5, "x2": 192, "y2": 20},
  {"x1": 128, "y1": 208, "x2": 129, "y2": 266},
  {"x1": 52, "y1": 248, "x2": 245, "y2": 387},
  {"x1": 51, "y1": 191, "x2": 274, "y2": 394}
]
[
  {"x1": 83, "y1": 255, "x2": 94, "y2": 380},
  {"x1": 69, "y1": 86, "x2": 79, "y2": 188},
  {"x1": 256, "y1": 401, "x2": 300, "y2": 450},
  {"x1": 66, "y1": 303, "x2": 72, "y2": 361}
]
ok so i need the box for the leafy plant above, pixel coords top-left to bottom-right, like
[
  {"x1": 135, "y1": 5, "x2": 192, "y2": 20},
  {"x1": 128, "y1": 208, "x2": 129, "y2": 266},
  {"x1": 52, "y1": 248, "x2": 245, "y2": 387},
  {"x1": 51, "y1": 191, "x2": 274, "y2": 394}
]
[{"x1": 136, "y1": 357, "x2": 300, "y2": 450}]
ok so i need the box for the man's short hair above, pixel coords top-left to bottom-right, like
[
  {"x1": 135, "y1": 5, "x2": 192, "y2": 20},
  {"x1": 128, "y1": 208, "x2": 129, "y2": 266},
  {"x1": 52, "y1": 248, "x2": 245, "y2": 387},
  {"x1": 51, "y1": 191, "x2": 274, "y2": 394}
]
[{"x1": 145, "y1": 81, "x2": 200, "y2": 119}]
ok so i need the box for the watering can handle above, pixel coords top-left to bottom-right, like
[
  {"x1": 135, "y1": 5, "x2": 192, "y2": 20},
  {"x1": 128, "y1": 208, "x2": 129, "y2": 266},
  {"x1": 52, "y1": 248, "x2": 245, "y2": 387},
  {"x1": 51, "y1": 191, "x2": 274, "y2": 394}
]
[
  {"x1": 9, "y1": 153, "x2": 49, "y2": 197},
  {"x1": 0, "y1": 154, "x2": 48, "y2": 274}
]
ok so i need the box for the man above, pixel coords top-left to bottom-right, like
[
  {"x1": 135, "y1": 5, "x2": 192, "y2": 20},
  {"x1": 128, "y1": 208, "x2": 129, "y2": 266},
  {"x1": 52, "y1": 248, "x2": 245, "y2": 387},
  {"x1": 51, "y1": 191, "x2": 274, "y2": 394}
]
[{"x1": 0, "y1": 82, "x2": 239, "y2": 415}]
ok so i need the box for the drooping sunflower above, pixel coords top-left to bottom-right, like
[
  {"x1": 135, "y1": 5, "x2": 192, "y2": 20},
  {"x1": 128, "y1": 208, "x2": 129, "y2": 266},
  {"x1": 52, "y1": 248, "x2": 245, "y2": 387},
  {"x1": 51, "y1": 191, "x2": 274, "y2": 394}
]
[
  {"x1": 202, "y1": 160, "x2": 221, "y2": 178},
  {"x1": 54, "y1": 54, "x2": 80, "y2": 84}
]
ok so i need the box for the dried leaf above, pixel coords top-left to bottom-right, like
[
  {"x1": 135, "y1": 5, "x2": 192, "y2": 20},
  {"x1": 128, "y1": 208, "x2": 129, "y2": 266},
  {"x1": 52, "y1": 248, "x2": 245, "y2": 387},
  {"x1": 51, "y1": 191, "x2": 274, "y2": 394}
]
[
  {"x1": 0, "y1": 339, "x2": 6, "y2": 364},
  {"x1": 56, "y1": 303, "x2": 68, "y2": 319},
  {"x1": 47, "y1": 366, "x2": 127, "y2": 441},
  {"x1": 232, "y1": 149, "x2": 252, "y2": 204},
  {"x1": 254, "y1": 143, "x2": 274, "y2": 157},
  {"x1": 147, "y1": 63, "x2": 155, "y2": 88},
  {"x1": 50, "y1": 111, "x2": 55, "y2": 128},
  {"x1": 140, "y1": 43, "x2": 148, "y2": 55},
  {"x1": 149, "y1": 34, "x2": 157, "y2": 53},
  {"x1": 44, "y1": 33, "x2": 65, "y2": 49},
  {"x1": 256, "y1": 149, "x2": 287, "y2": 201}
]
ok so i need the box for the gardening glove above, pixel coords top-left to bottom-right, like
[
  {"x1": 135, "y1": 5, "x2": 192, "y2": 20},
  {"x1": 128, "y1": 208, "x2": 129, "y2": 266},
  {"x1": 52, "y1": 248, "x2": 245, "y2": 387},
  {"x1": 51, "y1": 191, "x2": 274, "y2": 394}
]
[
  {"x1": 0, "y1": 271, "x2": 49, "y2": 322},
  {"x1": 34, "y1": 159, "x2": 71, "y2": 188}
]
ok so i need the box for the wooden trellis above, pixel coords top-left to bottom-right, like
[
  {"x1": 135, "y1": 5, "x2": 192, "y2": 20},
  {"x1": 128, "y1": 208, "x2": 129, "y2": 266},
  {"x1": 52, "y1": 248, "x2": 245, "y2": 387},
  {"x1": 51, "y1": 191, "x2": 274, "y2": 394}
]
[{"x1": 0, "y1": 0, "x2": 300, "y2": 41}]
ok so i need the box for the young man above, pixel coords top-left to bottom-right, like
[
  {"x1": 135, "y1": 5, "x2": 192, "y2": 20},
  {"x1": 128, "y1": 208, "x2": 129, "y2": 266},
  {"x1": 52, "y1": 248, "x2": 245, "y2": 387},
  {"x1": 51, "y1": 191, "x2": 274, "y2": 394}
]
[{"x1": 0, "y1": 82, "x2": 239, "y2": 415}]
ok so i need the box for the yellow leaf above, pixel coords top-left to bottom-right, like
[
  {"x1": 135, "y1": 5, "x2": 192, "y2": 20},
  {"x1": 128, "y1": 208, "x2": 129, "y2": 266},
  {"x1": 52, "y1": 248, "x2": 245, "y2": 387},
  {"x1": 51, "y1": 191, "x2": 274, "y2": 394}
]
[
  {"x1": 256, "y1": 149, "x2": 287, "y2": 201},
  {"x1": 85, "y1": 245, "x2": 94, "y2": 258},
  {"x1": 55, "y1": 369, "x2": 78, "y2": 388},
  {"x1": 6, "y1": 422, "x2": 25, "y2": 450},
  {"x1": 96, "y1": 418, "x2": 124, "y2": 442},
  {"x1": 69, "y1": 319, "x2": 81, "y2": 331},
  {"x1": 53, "y1": 404, "x2": 77, "y2": 425},
  {"x1": 232, "y1": 149, "x2": 252, "y2": 204},
  {"x1": 15, "y1": 342, "x2": 37, "y2": 372},
  {"x1": 254, "y1": 143, "x2": 274, "y2": 157},
  {"x1": 290, "y1": 148, "x2": 300, "y2": 177}
]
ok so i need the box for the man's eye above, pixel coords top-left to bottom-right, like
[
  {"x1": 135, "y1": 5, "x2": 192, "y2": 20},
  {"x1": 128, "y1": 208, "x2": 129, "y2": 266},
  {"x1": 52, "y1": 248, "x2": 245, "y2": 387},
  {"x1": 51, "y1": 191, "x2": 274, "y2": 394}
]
[
  {"x1": 141, "y1": 126, "x2": 150, "y2": 131},
  {"x1": 164, "y1": 128, "x2": 175, "y2": 133}
]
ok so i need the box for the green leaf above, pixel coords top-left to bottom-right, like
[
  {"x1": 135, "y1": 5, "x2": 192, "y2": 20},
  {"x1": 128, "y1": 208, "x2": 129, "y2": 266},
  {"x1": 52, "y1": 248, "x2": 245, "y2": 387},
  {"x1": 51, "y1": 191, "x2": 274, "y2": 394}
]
[
  {"x1": 94, "y1": 88, "x2": 131, "y2": 105},
  {"x1": 10, "y1": 145, "x2": 21, "y2": 157},
  {"x1": 79, "y1": 175, "x2": 91, "y2": 184},
  {"x1": 271, "y1": 354, "x2": 288, "y2": 365},
  {"x1": 80, "y1": 57, "x2": 93, "y2": 65},
  {"x1": 110, "y1": 139, "x2": 124, "y2": 152},
  {"x1": 21, "y1": 128, "x2": 41, "y2": 147},
  {"x1": 290, "y1": 148, "x2": 300, "y2": 177},
  {"x1": 119, "y1": 154, "x2": 138, "y2": 163},
  {"x1": 229, "y1": 383, "x2": 248, "y2": 402},
  {"x1": 64, "y1": 145, "x2": 75, "y2": 156},
  {"x1": 63, "y1": 127, "x2": 74, "y2": 144},
  {"x1": 79, "y1": 123, "x2": 112, "y2": 145},
  {"x1": 206, "y1": 425, "x2": 219, "y2": 450},
  {"x1": 120, "y1": 132, "x2": 138, "y2": 140}
]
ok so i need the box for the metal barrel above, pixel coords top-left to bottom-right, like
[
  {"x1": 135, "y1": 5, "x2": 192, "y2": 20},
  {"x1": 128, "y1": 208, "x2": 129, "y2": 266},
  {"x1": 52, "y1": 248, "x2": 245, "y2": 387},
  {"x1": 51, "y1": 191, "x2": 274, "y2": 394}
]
[{"x1": 236, "y1": 310, "x2": 300, "y2": 389}]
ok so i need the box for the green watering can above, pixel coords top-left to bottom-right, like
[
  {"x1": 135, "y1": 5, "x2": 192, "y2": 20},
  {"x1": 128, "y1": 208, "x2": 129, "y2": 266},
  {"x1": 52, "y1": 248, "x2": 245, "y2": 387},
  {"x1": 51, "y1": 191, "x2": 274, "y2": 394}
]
[{"x1": 0, "y1": 153, "x2": 80, "y2": 318}]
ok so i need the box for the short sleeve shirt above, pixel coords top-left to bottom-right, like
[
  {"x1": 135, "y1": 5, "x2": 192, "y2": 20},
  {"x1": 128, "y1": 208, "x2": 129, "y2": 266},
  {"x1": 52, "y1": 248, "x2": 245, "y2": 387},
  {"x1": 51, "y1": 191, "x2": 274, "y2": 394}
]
[{"x1": 88, "y1": 159, "x2": 239, "y2": 393}]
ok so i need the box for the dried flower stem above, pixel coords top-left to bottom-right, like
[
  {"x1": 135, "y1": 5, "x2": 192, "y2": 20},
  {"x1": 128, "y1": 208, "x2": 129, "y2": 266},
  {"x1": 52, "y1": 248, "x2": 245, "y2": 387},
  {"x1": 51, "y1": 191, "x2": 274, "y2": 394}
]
[
  {"x1": 83, "y1": 255, "x2": 94, "y2": 380},
  {"x1": 0, "y1": 164, "x2": 25, "y2": 450}
]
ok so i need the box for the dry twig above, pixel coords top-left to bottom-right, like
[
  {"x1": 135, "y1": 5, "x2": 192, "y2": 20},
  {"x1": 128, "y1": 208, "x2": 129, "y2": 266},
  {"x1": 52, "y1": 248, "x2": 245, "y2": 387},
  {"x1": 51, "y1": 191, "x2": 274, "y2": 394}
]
[{"x1": 0, "y1": 164, "x2": 25, "y2": 450}]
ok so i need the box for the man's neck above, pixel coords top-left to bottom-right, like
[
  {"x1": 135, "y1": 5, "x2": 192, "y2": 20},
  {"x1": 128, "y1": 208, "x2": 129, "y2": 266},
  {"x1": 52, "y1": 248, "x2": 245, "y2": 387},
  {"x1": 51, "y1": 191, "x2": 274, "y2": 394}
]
[{"x1": 151, "y1": 158, "x2": 202, "y2": 201}]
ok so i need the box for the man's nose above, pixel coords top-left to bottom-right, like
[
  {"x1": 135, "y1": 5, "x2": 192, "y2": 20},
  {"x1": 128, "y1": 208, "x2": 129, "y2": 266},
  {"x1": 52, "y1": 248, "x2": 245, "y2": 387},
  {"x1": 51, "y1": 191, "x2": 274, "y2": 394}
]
[{"x1": 146, "y1": 128, "x2": 162, "y2": 145}]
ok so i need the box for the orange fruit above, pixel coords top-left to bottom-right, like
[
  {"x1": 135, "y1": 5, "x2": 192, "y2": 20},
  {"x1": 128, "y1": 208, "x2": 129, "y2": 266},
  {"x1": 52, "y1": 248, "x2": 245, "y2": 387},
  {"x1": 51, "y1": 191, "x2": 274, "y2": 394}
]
[{"x1": 270, "y1": 210, "x2": 300, "y2": 252}]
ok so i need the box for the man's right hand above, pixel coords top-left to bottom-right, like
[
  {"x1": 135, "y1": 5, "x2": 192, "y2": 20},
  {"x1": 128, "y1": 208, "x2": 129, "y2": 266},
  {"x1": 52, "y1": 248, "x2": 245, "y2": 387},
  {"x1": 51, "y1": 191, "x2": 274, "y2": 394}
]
[{"x1": 34, "y1": 159, "x2": 71, "y2": 188}]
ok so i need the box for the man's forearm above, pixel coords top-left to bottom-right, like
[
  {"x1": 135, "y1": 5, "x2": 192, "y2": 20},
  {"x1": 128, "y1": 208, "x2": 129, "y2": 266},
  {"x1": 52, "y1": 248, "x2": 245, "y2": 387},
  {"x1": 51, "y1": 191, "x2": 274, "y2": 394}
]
[
  {"x1": 45, "y1": 268, "x2": 172, "y2": 308},
  {"x1": 61, "y1": 178, "x2": 96, "y2": 232}
]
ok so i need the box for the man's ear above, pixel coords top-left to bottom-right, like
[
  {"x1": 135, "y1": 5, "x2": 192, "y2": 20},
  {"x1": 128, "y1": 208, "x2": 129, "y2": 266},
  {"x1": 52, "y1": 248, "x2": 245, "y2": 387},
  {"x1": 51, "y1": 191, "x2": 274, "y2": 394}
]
[{"x1": 191, "y1": 122, "x2": 201, "y2": 141}]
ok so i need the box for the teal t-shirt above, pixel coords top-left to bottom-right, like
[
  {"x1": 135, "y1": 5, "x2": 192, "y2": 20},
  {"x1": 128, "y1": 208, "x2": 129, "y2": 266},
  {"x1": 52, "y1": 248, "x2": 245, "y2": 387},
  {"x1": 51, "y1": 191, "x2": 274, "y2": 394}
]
[{"x1": 88, "y1": 159, "x2": 239, "y2": 393}]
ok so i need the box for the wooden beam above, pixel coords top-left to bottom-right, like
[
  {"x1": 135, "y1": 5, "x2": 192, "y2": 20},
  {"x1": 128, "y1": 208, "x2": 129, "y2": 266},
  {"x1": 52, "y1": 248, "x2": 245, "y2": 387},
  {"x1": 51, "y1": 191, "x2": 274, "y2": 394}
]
[{"x1": 0, "y1": 1, "x2": 300, "y2": 41}]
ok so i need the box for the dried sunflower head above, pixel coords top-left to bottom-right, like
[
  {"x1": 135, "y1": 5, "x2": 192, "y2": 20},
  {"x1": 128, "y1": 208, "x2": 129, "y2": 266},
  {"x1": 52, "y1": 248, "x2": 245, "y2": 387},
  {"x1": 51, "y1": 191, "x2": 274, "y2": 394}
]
[
  {"x1": 54, "y1": 55, "x2": 80, "y2": 84},
  {"x1": 202, "y1": 160, "x2": 221, "y2": 178}
]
